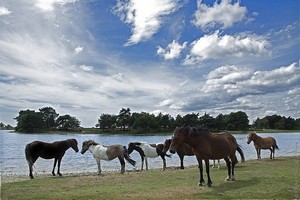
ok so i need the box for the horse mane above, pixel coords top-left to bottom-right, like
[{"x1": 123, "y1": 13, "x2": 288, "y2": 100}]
[
  {"x1": 186, "y1": 126, "x2": 210, "y2": 136},
  {"x1": 85, "y1": 140, "x2": 100, "y2": 146}
]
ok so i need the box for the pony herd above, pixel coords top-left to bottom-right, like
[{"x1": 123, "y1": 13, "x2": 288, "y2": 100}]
[{"x1": 25, "y1": 127, "x2": 279, "y2": 187}]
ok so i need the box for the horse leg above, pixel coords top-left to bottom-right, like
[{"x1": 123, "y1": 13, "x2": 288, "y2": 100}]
[
  {"x1": 141, "y1": 156, "x2": 144, "y2": 171},
  {"x1": 230, "y1": 156, "x2": 237, "y2": 181},
  {"x1": 52, "y1": 158, "x2": 57, "y2": 176},
  {"x1": 162, "y1": 157, "x2": 166, "y2": 171},
  {"x1": 204, "y1": 159, "x2": 212, "y2": 187},
  {"x1": 179, "y1": 155, "x2": 184, "y2": 169},
  {"x1": 145, "y1": 157, "x2": 149, "y2": 171},
  {"x1": 269, "y1": 148, "x2": 273, "y2": 159},
  {"x1": 28, "y1": 156, "x2": 38, "y2": 179},
  {"x1": 57, "y1": 158, "x2": 62, "y2": 176},
  {"x1": 197, "y1": 158, "x2": 205, "y2": 186},
  {"x1": 118, "y1": 157, "x2": 126, "y2": 174},
  {"x1": 96, "y1": 159, "x2": 102, "y2": 175},
  {"x1": 224, "y1": 157, "x2": 232, "y2": 181}
]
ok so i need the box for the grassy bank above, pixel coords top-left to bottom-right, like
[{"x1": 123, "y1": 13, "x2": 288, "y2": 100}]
[{"x1": 2, "y1": 156, "x2": 299, "y2": 199}]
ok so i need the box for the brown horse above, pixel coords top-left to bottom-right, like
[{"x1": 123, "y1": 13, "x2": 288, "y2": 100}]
[
  {"x1": 247, "y1": 132, "x2": 279, "y2": 160},
  {"x1": 169, "y1": 127, "x2": 245, "y2": 187},
  {"x1": 81, "y1": 140, "x2": 136, "y2": 174},
  {"x1": 25, "y1": 139, "x2": 79, "y2": 179},
  {"x1": 162, "y1": 139, "x2": 194, "y2": 169}
]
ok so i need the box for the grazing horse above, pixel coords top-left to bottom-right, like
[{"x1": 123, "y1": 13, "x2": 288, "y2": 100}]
[
  {"x1": 169, "y1": 127, "x2": 245, "y2": 187},
  {"x1": 128, "y1": 142, "x2": 171, "y2": 171},
  {"x1": 81, "y1": 140, "x2": 136, "y2": 174},
  {"x1": 25, "y1": 139, "x2": 79, "y2": 179},
  {"x1": 162, "y1": 139, "x2": 194, "y2": 169},
  {"x1": 247, "y1": 132, "x2": 279, "y2": 160}
]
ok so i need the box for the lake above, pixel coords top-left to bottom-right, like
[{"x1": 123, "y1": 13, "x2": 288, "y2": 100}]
[{"x1": 0, "y1": 130, "x2": 299, "y2": 176}]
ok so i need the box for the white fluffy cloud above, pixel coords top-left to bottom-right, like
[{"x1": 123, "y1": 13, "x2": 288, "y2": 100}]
[
  {"x1": 184, "y1": 31, "x2": 269, "y2": 65},
  {"x1": 75, "y1": 46, "x2": 83, "y2": 54},
  {"x1": 0, "y1": 6, "x2": 11, "y2": 16},
  {"x1": 114, "y1": 0, "x2": 180, "y2": 46},
  {"x1": 34, "y1": 0, "x2": 78, "y2": 12},
  {"x1": 193, "y1": 0, "x2": 247, "y2": 30},
  {"x1": 157, "y1": 40, "x2": 187, "y2": 60}
]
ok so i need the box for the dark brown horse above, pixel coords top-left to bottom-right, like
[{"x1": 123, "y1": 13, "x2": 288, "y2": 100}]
[
  {"x1": 247, "y1": 132, "x2": 279, "y2": 160},
  {"x1": 162, "y1": 139, "x2": 194, "y2": 169},
  {"x1": 25, "y1": 139, "x2": 79, "y2": 179},
  {"x1": 169, "y1": 127, "x2": 245, "y2": 187}
]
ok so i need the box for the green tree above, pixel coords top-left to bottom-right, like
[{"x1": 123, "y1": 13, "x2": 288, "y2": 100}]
[
  {"x1": 182, "y1": 113, "x2": 199, "y2": 127},
  {"x1": 56, "y1": 114, "x2": 81, "y2": 131},
  {"x1": 132, "y1": 112, "x2": 159, "y2": 132},
  {"x1": 117, "y1": 108, "x2": 131, "y2": 131},
  {"x1": 226, "y1": 111, "x2": 249, "y2": 130},
  {"x1": 39, "y1": 107, "x2": 59, "y2": 131},
  {"x1": 96, "y1": 114, "x2": 117, "y2": 131},
  {"x1": 14, "y1": 110, "x2": 44, "y2": 132},
  {"x1": 199, "y1": 113, "x2": 215, "y2": 129}
]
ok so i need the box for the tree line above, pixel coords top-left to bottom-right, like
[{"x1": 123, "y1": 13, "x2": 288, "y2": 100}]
[
  {"x1": 7, "y1": 106, "x2": 300, "y2": 133},
  {"x1": 14, "y1": 107, "x2": 81, "y2": 132}
]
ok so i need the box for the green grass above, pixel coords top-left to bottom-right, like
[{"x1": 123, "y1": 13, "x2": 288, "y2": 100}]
[{"x1": 2, "y1": 156, "x2": 299, "y2": 199}]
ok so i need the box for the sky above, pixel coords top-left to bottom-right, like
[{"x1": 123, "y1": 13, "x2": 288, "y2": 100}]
[{"x1": 0, "y1": 0, "x2": 299, "y2": 128}]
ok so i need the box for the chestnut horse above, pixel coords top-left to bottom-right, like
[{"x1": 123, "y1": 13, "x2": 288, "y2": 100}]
[
  {"x1": 81, "y1": 140, "x2": 136, "y2": 174},
  {"x1": 25, "y1": 139, "x2": 79, "y2": 179},
  {"x1": 163, "y1": 139, "x2": 221, "y2": 169},
  {"x1": 247, "y1": 132, "x2": 279, "y2": 160},
  {"x1": 169, "y1": 127, "x2": 245, "y2": 187}
]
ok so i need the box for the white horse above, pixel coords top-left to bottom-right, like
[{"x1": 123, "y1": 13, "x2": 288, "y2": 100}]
[
  {"x1": 127, "y1": 142, "x2": 171, "y2": 171},
  {"x1": 81, "y1": 140, "x2": 136, "y2": 174}
]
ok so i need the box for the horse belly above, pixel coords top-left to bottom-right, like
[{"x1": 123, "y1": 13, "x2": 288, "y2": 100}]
[
  {"x1": 94, "y1": 146, "x2": 110, "y2": 160},
  {"x1": 143, "y1": 147, "x2": 158, "y2": 157}
]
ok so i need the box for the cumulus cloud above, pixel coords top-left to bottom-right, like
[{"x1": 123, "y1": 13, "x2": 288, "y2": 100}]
[
  {"x1": 184, "y1": 31, "x2": 269, "y2": 65},
  {"x1": 157, "y1": 40, "x2": 187, "y2": 60},
  {"x1": 75, "y1": 46, "x2": 83, "y2": 54},
  {"x1": 113, "y1": 0, "x2": 180, "y2": 46},
  {"x1": 193, "y1": 0, "x2": 247, "y2": 30},
  {"x1": 0, "y1": 6, "x2": 11, "y2": 16},
  {"x1": 79, "y1": 65, "x2": 93, "y2": 72},
  {"x1": 163, "y1": 62, "x2": 300, "y2": 122}
]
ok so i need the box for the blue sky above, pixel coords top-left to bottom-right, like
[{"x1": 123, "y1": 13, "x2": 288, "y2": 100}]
[{"x1": 0, "y1": 0, "x2": 299, "y2": 127}]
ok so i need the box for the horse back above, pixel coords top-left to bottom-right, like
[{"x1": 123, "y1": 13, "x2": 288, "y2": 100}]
[
  {"x1": 257, "y1": 136, "x2": 277, "y2": 149},
  {"x1": 195, "y1": 133, "x2": 237, "y2": 159},
  {"x1": 27, "y1": 141, "x2": 65, "y2": 159}
]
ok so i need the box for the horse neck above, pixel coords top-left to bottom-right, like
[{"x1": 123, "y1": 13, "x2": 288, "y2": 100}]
[
  {"x1": 88, "y1": 144, "x2": 100, "y2": 154},
  {"x1": 252, "y1": 134, "x2": 262, "y2": 143}
]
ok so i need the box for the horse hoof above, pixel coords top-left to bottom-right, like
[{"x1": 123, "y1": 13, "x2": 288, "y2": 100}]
[{"x1": 225, "y1": 176, "x2": 231, "y2": 181}]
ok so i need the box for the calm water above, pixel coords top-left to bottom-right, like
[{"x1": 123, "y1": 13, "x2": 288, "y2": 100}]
[{"x1": 0, "y1": 130, "x2": 299, "y2": 176}]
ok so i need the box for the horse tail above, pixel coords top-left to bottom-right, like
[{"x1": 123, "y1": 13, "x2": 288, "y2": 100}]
[
  {"x1": 25, "y1": 143, "x2": 33, "y2": 166},
  {"x1": 123, "y1": 146, "x2": 136, "y2": 166},
  {"x1": 275, "y1": 144, "x2": 279, "y2": 150},
  {"x1": 236, "y1": 144, "x2": 245, "y2": 163}
]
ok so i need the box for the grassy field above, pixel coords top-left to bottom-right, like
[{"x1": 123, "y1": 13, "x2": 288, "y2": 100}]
[{"x1": 1, "y1": 156, "x2": 299, "y2": 199}]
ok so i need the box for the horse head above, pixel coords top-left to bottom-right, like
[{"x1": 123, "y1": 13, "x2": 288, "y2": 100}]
[
  {"x1": 169, "y1": 127, "x2": 187, "y2": 154},
  {"x1": 162, "y1": 139, "x2": 171, "y2": 153},
  {"x1": 81, "y1": 140, "x2": 98, "y2": 154},
  {"x1": 69, "y1": 139, "x2": 79, "y2": 153},
  {"x1": 247, "y1": 132, "x2": 256, "y2": 144}
]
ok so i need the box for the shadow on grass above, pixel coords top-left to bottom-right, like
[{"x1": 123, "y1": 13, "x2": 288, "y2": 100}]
[{"x1": 193, "y1": 177, "x2": 260, "y2": 199}]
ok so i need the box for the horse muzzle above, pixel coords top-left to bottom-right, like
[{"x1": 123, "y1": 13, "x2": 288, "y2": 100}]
[{"x1": 169, "y1": 149, "x2": 176, "y2": 154}]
